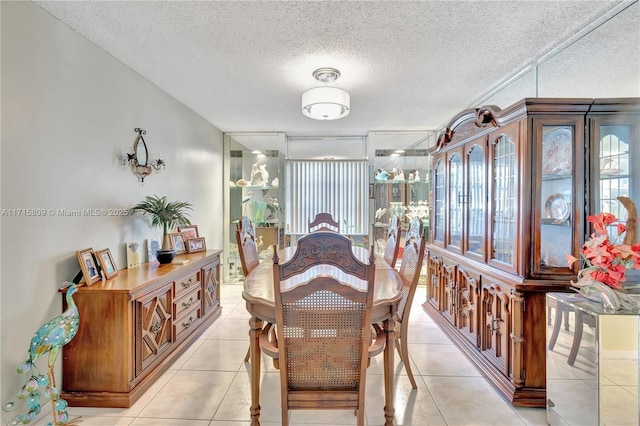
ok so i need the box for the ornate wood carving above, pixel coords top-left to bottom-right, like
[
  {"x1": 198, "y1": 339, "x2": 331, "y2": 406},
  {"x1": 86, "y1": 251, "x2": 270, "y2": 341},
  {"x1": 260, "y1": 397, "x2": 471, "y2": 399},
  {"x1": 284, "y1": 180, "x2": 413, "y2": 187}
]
[
  {"x1": 510, "y1": 290, "x2": 525, "y2": 387},
  {"x1": 278, "y1": 232, "x2": 372, "y2": 280},
  {"x1": 458, "y1": 268, "x2": 480, "y2": 348},
  {"x1": 482, "y1": 281, "x2": 511, "y2": 376},
  {"x1": 202, "y1": 260, "x2": 220, "y2": 314},
  {"x1": 139, "y1": 286, "x2": 173, "y2": 372}
]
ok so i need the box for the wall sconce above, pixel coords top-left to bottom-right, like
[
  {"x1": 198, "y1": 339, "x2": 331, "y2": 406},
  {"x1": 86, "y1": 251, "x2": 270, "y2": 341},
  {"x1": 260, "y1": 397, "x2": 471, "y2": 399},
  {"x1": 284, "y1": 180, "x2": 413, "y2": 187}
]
[{"x1": 123, "y1": 128, "x2": 165, "y2": 182}]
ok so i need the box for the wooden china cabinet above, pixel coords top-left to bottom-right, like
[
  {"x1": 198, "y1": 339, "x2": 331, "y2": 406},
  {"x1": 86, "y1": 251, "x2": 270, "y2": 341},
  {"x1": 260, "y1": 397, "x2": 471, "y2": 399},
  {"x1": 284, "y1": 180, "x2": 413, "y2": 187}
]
[{"x1": 424, "y1": 98, "x2": 639, "y2": 407}]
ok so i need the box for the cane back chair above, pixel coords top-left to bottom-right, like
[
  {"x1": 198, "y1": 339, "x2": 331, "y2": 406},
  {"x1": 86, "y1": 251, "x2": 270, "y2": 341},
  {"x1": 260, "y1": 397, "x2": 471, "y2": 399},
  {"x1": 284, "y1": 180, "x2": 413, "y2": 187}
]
[
  {"x1": 260, "y1": 232, "x2": 385, "y2": 425},
  {"x1": 236, "y1": 216, "x2": 264, "y2": 362},
  {"x1": 382, "y1": 215, "x2": 401, "y2": 269},
  {"x1": 394, "y1": 218, "x2": 427, "y2": 389},
  {"x1": 236, "y1": 216, "x2": 259, "y2": 276}
]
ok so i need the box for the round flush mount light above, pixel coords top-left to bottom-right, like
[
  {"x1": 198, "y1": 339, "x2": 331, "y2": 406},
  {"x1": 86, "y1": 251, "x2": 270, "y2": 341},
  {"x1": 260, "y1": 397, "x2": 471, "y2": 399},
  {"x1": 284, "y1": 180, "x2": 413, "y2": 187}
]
[{"x1": 301, "y1": 68, "x2": 350, "y2": 121}]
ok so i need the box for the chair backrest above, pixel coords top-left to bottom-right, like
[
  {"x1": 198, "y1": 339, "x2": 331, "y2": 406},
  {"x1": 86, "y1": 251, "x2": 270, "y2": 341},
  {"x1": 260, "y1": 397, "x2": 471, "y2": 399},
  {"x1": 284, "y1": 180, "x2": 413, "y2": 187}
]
[
  {"x1": 271, "y1": 231, "x2": 375, "y2": 416},
  {"x1": 236, "y1": 216, "x2": 259, "y2": 276},
  {"x1": 382, "y1": 215, "x2": 401, "y2": 268},
  {"x1": 308, "y1": 212, "x2": 340, "y2": 233},
  {"x1": 397, "y1": 218, "x2": 427, "y2": 322},
  {"x1": 404, "y1": 216, "x2": 423, "y2": 245}
]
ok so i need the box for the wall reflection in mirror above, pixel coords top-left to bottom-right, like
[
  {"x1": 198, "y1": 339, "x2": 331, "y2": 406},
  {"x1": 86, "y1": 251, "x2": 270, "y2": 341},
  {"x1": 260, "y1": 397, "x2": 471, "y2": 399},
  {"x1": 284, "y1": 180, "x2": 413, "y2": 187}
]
[{"x1": 546, "y1": 293, "x2": 639, "y2": 425}]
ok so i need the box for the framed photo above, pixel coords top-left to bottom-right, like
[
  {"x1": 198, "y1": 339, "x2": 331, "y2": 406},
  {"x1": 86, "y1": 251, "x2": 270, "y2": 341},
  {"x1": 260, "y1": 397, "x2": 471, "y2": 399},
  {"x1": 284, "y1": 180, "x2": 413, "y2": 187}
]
[
  {"x1": 97, "y1": 248, "x2": 118, "y2": 279},
  {"x1": 369, "y1": 183, "x2": 374, "y2": 199},
  {"x1": 126, "y1": 241, "x2": 141, "y2": 268},
  {"x1": 186, "y1": 237, "x2": 206, "y2": 253},
  {"x1": 76, "y1": 248, "x2": 101, "y2": 286},
  {"x1": 178, "y1": 225, "x2": 199, "y2": 240},
  {"x1": 146, "y1": 238, "x2": 161, "y2": 262},
  {"x1": 169, "y1": 232, "x2": 187, "y2": 254}
]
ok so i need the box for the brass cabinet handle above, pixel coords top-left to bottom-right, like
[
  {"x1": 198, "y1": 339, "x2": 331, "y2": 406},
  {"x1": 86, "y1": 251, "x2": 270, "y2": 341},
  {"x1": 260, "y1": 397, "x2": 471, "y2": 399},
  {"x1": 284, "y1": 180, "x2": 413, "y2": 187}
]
[
  {"x1": 182, "y1": 317, "x2": 193, "y2": 329},
  {"x1": 181, "y1": 297, "x2": 193, "y2": 308}
]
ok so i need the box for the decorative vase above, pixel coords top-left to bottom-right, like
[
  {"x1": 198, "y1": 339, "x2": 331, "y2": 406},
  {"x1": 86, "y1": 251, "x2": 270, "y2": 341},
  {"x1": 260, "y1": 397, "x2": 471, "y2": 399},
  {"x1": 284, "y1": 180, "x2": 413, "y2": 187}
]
[
  {"x1": 575, "y1": 281, "x2": 639, "y2": 312},
  {"x1": 156, "y1": 249, "x2": 176, "y2": 265}
]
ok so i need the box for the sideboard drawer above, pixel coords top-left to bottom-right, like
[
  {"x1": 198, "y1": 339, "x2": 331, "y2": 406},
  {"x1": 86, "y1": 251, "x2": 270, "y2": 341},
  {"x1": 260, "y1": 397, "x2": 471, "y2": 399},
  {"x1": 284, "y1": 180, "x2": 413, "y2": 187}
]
[
  {"x1": 174, "y1": 305, "x2": 202, "y2": 340},
  {"x1": 173, "y1": 286, "x2": 201, "y2": 319},
  {"x1": 174, "y1": 271, "x2": 200, "y2": 299}
]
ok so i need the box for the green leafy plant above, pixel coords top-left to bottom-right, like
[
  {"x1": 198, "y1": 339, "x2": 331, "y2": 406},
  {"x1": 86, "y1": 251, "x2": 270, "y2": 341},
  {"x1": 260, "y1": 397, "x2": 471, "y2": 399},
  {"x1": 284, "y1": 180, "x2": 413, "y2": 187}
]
[{"x1": 131, "y1": 195, "x2": 193, "y2": 250}]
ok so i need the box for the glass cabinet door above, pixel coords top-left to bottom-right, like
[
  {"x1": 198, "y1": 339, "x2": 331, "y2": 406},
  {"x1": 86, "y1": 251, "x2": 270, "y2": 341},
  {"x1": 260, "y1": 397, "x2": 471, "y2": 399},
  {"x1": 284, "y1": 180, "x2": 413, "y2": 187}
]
[
  {"x1": 465, "y1": 143, "x2": 486, "y2": 261},
  {"x1": 489, "y1": 126, "x2": 518, "y2": 272},
  {"x1": 534, "y1": 118, "x2": 583, "y2": 276},
  {"x1": 433, "y1": 158, "x2": 446, "y2": 245},
  {"x1": 589, "y1": 113, "x2": 639, "y2": 282},
  {"x1": 448, "y1": 151, "x2": 463, "y2": 252}
]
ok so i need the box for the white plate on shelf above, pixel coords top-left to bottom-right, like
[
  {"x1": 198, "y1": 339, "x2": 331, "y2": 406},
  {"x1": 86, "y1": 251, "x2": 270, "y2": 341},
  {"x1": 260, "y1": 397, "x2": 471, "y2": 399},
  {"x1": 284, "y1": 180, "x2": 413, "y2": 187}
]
[
  {"x1": 600, "y1": 158, "x2": 622, "y2": 175},
  {"x1": 545, "y1": 193, "x2": 571, "y2": 222},
  {"x1": 542, "y1": 128, "x2": 572, "y2": 174}
]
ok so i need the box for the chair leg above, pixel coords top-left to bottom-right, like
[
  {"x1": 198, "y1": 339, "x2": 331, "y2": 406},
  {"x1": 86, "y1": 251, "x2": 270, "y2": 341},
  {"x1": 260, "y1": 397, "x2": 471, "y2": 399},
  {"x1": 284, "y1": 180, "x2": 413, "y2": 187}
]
[
  {"x1": 243, "y1": 345, "x2": 250, "y2": 363},
  {"x1": 547, "y1": 302, "x2": 564, "y2": 351},
  {"x1": 567, "y1": 309, "x2": 584, "y2": 366},
  {"x1": 398, "y1": 324, "x2": 417, "y2": 389}
]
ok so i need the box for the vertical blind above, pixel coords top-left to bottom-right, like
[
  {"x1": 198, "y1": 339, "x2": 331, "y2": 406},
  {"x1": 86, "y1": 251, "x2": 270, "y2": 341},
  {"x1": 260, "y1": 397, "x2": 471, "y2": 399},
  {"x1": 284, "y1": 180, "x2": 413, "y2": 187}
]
[{"x1": 286, "y1": 160, "x2": 369, "y2": 235}]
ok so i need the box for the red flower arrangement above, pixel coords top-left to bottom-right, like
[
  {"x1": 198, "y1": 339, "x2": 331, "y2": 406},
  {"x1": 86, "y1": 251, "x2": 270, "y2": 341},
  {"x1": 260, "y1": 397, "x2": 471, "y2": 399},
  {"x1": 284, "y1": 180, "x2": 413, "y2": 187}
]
[{"x1": 567, "y1": 212, "x2": 640, "y2": 290}]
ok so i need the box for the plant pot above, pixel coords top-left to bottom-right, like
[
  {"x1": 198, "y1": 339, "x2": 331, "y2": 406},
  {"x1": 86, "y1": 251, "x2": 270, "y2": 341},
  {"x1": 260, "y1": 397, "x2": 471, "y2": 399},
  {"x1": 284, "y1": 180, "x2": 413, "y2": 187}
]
[{"x1": 156, "y1": 249, "x2": 176, "y2": 265}]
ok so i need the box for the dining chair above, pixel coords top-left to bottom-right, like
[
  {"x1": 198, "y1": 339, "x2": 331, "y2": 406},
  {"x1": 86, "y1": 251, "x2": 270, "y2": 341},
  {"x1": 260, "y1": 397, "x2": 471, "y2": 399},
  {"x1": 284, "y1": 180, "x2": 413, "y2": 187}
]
[
  {"x1": 308, "y1": 212, "x2": 340, "y2": 233},
  {"x1": 236, "y1": 216, "x2": 265, "y2": 362},
  {"x1": 382, "y1": 215, "x2": 401, "y2": 268},
  {"x1": 394, "y1": 217, "x2": 426, "y2": 389},
  {"x1": 259, "y1": 232, "x2": 385, "y2": 426},
  {"x1": 236, "y1": 216, "x2": 259, "y2": 276}
]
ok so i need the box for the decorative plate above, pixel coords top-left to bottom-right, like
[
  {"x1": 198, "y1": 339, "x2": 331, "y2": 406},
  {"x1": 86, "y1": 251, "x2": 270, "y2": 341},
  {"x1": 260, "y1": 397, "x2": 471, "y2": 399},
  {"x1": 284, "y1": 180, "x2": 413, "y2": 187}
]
[
  {"x1": 600, "y1": 158, "x2": 621, "y2": 175},
  {"x1": 545, "y1": 193, "x2": 571, "y2": 222},
  {"x1": 542, "y1": 128, "x2": 572, "y2": 174}
]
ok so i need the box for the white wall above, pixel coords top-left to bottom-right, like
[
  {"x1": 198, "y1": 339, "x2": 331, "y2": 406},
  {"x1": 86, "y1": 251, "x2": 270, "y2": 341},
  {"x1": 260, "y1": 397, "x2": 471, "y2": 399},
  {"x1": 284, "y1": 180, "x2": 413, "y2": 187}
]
[{"x1": 0, "y1": 2, "x2": 223, "y2": 418}]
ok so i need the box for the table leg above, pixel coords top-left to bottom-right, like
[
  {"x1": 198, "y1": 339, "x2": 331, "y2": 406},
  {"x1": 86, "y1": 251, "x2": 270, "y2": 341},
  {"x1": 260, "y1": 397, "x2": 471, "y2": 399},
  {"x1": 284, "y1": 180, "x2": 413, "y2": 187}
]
[
  {"x1": 383, "y1": 316, "x2": 396, "y2": 425},
  {"x1": 249, "y1": 315, "x2": 263, "y2": 425}
]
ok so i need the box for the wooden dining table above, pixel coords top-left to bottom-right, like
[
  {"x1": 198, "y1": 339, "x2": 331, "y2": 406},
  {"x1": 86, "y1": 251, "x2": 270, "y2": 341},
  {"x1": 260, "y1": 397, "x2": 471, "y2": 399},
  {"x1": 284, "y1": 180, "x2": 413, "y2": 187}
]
[{"x1": 242, "y1": 245, "x2": 403, "y2": 425}]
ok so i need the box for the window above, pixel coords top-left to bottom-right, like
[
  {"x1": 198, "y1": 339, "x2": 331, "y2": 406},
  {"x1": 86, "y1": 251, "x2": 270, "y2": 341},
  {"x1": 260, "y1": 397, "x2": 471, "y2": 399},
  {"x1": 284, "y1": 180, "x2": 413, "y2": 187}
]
[{"x1": 285, "y1": 161, "x2": 369, "y2": 235}]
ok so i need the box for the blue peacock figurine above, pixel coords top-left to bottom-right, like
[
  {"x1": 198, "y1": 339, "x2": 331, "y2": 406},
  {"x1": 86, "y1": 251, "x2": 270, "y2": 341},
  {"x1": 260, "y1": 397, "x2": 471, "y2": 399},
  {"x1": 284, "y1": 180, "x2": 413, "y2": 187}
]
[{"x1": 3, "y1": 282, "x2": 82, "y2": 426}]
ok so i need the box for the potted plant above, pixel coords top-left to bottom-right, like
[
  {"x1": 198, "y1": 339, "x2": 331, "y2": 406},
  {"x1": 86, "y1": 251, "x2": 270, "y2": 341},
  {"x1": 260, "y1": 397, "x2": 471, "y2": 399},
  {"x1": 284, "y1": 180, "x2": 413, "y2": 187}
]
[{"x1": 131, "y1": 195, "x2": 193, "y2": 264}]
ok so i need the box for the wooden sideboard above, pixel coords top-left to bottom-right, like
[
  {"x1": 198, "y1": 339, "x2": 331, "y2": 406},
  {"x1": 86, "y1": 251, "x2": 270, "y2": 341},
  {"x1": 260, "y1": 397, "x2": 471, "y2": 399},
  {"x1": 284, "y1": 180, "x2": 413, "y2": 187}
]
[{"x1": 61, "y1": 250, "x2": 222, "y2": 408}]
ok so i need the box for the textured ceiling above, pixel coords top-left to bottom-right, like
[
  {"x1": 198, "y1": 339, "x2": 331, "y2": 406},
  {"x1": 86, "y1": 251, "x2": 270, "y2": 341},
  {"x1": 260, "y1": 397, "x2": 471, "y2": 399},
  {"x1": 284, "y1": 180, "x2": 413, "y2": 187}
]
[{"x1": 34, "y1": 0, "x2": 637, "y2": 141}]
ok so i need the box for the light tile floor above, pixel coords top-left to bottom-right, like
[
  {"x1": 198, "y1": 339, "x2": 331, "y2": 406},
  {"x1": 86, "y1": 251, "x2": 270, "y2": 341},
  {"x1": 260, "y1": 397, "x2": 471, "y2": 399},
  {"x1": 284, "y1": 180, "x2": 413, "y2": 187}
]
[{"x1": 35, "y1": 283, "x2": 549, "y2": 425}]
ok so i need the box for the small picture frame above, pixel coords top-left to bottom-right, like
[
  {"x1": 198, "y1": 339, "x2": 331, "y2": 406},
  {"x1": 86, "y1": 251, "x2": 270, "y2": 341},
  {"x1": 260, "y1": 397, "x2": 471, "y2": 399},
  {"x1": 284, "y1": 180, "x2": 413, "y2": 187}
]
[
  {"x1": 97, "y1": 248, "x2": 118, "y2": 279},
  {"x1": 186, "y1": 237, "x2": 206, "y2": 253},
  {"x1": 126, "y1": 241, "x2": 141, "y2": 268},
  {"x1": 146, "y1": 238, "x2": 161, "y2": 262},
  {"x1": 76, "y1": 248, "x2": 101, "y2": 286},
  {"x1": 178, "y1": 225, "x2": 199, "y2": 240},
  {"x1": 169, "y1": 232, "x2": 187, "y2": 254}
]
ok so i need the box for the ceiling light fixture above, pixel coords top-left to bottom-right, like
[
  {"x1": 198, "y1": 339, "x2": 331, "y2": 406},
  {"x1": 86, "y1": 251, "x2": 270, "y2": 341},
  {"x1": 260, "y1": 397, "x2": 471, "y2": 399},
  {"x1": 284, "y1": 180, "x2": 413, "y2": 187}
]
[{"x1": 301, "y1": 67, "x2": 350, "y2": 120}]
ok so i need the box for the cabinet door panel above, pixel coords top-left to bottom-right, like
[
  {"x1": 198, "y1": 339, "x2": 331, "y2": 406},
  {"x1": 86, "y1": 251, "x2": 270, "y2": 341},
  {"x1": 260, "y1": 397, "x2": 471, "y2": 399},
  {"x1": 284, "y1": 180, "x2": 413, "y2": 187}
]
[
  {"x1": 589, "y1": 114, "x2": 640, "y2": 283},
  {"x1": 464, "y1": 142, "x2": 487, "y2": 261},
  {"x1": 441, "y1": 262, "x2": 457, "y2": 325},
  {"x1": 488, "y1": 123, "x2": 520, "y2": 274},
  {"x1": 202, "y1": 259, "x2": 221, "y2": 315},
  {"x1": 534, "y1": 117, "x2": 583, "y2": 276},
  {"x1": 481, "y1": 280, "x2": 511, "y2": 376},
  {"x1": 447, "y1": 151, "x2": 463, "y2": 253},
  {"x1": 458, "y1": 268, "x2": 480, "y2": 348},
  {"x1": 426, "y1": 252, "x2": 442, "y2": 310},
  {"x1": 432, "y1": 158, "x2": 446, "y2": 246},
  {"x1": 136, "y1": 283, "x2": 173, "y2": 375}
]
